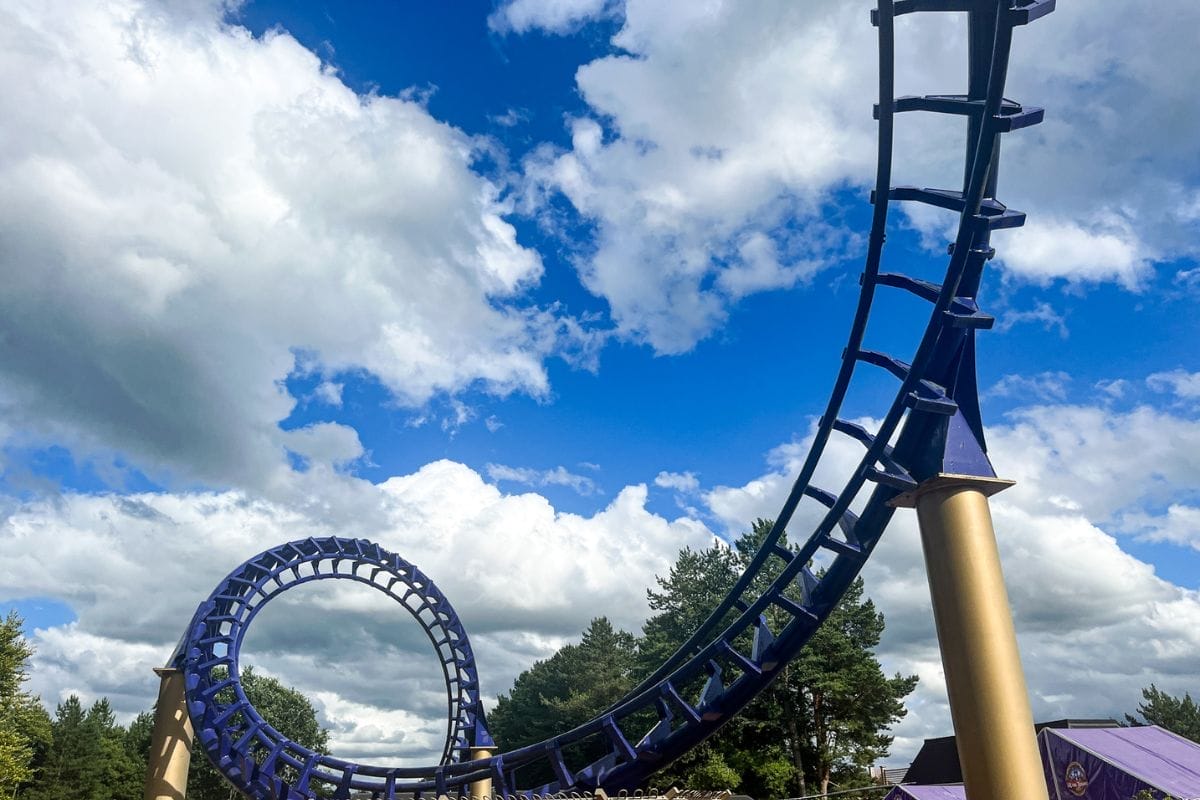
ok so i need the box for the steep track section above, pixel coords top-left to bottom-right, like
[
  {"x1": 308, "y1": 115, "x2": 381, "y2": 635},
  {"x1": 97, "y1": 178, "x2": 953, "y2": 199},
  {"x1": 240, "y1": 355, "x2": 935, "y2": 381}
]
[{"x1": 180, "y1": 2, "x2": 1054, "y2": 797}]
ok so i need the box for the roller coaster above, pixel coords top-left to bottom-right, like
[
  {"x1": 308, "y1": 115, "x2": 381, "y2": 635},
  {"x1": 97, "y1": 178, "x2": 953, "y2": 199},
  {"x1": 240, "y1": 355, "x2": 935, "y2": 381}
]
[{"x1": 171, "y1": 2, "x2": 1056, "y2": 798}]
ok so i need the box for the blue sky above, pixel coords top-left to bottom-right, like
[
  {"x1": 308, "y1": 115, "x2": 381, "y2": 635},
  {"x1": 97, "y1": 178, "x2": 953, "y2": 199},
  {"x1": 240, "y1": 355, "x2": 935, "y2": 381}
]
[{"x1": 0, "y1": 0, "x2": 1197, "y2": 768}]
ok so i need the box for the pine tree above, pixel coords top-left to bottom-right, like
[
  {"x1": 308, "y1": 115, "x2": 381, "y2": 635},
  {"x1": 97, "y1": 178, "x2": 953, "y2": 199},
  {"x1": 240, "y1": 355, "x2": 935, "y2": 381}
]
[
  {"x1": 0, "y1": 612, "x2": 52, "y2": 797},
  {"x1": 490, "y1": 617, "x2": 638, "y2": 750},
  {"x1": 1126, "y1": 685, "x2": 1200, "y2": 743},
  {"x1": 29, "y1": 695, "x2": 92, "y2": 800},
  {"x1": 637, "y1": 520, "x2": 916, "y2": 799}
]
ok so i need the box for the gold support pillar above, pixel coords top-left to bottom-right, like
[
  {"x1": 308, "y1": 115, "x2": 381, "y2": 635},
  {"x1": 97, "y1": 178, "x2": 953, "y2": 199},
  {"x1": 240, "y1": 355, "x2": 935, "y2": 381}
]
[
  {"x1": 145, "y1": 667, "x2": 193, "y2": 800},
  {"x1": 469, "y1": 747, "x2": 493, "y2": 800},
  {"x1": 897, "y1": 475, "x2": 1047, "y2": 800}
]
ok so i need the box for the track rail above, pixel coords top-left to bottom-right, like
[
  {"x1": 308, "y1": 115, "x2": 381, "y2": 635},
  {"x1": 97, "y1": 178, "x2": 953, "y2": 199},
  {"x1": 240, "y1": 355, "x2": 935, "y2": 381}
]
[{"x1": 180, "y1": 2, "x2": 1054, "y2": 797}]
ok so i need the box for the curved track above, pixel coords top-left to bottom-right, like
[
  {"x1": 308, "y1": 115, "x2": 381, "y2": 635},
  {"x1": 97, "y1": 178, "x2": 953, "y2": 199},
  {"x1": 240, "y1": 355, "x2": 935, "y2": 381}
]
[{"x1": 179, "y1": 2, "x2": 1055, "y2": 797}]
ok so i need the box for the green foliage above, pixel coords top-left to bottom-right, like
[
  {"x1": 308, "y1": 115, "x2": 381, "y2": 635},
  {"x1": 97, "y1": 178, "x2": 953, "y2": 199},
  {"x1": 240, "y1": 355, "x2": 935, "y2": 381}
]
[
  {"x1": 638, "y1": 544, "x2": 739, "y2": 677},
  {"x1": 187, "y1": 665, "x2": 330, "y2": 800},
  {"x1": 0, "y1": 611, "x2": 52, "y2": 797},
  {"x1": 1132, "y1": 790, "x2": 1179, "y2": 800},
  {"x1": 490, "y1": 618, "x2": 639, "y2": 751},
  {"x1": 25, "y1": 695, "x2": 143, "y2": 800},
  {"x1": 1125, "y1": 684, "x2": 1200, "y2": 743},
  {"x1": 684, "y1": 748, "x2": 741, "y2": 792},
  {"x1": 489, "y1": 618, "x2": 639, "y2": 787}
]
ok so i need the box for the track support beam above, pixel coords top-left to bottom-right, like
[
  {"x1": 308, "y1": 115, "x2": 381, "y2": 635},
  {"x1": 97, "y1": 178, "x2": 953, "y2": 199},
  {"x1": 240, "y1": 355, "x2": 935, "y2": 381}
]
[
  {"x1": 145, "y1": 667, "x2": 193, "y2": 800},
  {"x1": 905, "y1": 476, "x2": 1047, "y2": 800}
]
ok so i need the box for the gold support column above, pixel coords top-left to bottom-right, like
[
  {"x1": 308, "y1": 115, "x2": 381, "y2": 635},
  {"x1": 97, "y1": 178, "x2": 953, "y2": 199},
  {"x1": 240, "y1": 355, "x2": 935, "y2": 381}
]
[
  {"x1": 145, "y1": 667, "x2": 193, "y2": 800},
  {"x1": 468, "y1": 747, "x2": 493, "y2": 800},
  {"x1": 901, "y1": 476, "x2": 1047, "y2": 800}
]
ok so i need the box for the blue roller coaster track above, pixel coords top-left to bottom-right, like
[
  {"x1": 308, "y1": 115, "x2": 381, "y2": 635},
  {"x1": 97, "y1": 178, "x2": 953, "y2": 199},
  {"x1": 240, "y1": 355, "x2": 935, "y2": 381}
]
[{"x1": 177, "y1": 1, "x2": 1056, "y2": 797}]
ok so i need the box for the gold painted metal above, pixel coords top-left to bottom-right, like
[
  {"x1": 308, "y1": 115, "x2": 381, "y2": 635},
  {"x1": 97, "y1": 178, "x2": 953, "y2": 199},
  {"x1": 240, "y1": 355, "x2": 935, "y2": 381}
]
[
  {"x1": 912, "y1": 476, "x2": 1048, "y2": 800},
  {"x1": 468, "y1": 747, "x2": 493, "y2": 800},
  {"x1": 145, "y1": 667, "x2": 194, "y2": 800}
]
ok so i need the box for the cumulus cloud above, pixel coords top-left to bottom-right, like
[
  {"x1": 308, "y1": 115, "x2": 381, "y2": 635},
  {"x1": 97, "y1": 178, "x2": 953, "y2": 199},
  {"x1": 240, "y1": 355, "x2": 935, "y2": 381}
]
[
  {"x1": 653, "y1": 470, "x2": 699, "y2": 493},
  {"x1": 984, "y1": 371, "x2": 1072, "y2": 403},
  {"x1": 1147, "y1": 369, "x2": 1200, "y2": 402},
  {"x1": 0, "y1": 0, "x2": 593, "y2": 490},
  {"x1": 520, "y1": 2, "x2": 875, "y2": 352},
  {"x1": 313, "y1": 381, "x2": 345, "y2": 407},
  {"x1": 1122, "y1": 504, "x2": 1200, "y2": 551},
  {"x1": 996, "y1": 301, "x2": 1069, "y2": 338},
  {"x1": 488, "y1": 0, "x2": 622, "y2": 35},
  {"x1": 5, "y1": 392, "x2": 1199, "y2": 765}
]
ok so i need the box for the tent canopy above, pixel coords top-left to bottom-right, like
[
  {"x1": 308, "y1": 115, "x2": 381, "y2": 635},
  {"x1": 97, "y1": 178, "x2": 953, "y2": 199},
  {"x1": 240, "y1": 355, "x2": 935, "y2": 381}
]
[
  {"x1": 883, "y1": 786, "x2": 966, "y2": 800},
  {"x1": 1041, "y1": 725, "x2": 1200, "y2": 798}
]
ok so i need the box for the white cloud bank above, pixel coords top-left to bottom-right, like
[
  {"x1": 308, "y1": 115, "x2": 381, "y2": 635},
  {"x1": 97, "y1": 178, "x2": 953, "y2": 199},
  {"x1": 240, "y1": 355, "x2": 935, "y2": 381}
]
[{"x1": 0, "y1": 0, "x2": 594, "y2": 489}]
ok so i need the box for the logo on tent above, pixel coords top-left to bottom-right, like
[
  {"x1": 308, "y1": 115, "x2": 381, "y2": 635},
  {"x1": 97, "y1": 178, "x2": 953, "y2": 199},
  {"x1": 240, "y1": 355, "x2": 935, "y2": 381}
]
[{"x1": 1064, "y1": 761, "x2": 1089, "y2": 796}]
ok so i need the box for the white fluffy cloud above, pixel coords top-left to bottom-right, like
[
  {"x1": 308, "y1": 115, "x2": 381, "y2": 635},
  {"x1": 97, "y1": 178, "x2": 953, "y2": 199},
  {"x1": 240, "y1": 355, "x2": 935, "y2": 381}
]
[
  {"x1": 507, "y1": 0, "x2": 1200, "y2": 351},
  {"x1": 1148, "y1": 369, "x2": 1200, "y2": 402},
  {"x1": 0, "y1": 0, "x2": 586, "y2": 488},
  {"x1": 488, "y1": 0, "x2": 621, "y2": 34},
  {"x1": 521, "y1": 2, "x2": 873, "y2": 352}
]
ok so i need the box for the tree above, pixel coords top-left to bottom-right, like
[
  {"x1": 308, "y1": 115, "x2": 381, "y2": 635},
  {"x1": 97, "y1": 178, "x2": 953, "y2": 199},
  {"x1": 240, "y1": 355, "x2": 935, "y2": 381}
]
[
  {"x1": 773, "y1": 574, "x2": 917, "y2": 797},
  {"x1": 1126, "y1": 685, "x2": 1200, "y2": 743},
  {"x1": 489, "y1": 618, "x2": 638, "y2": 787},
  {"x1": 639, "y1": 520, "x2": 916, "y2": 799},
  {"x1": 24, "y1": 694, "x2": 143, "y2": 800},
  {"x1": 28, "y1": 695, "x2": 88, "y2": 800},
  {"x1": 0, "y1": 612, "x2": 52, "y2": 798},
  {"x1": 186, "y1": 666, "x2": 330, "y2": 800},
  {"x1": 82, "y1": 698, "x2": 142, "y2": 800},
  {"x1": 490, "y1": 618, "x2": 639, "y2": 751}
]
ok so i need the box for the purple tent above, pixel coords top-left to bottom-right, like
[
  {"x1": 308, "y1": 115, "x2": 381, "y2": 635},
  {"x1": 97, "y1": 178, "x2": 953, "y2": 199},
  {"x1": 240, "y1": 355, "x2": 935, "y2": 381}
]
[
  {"x1": 1040, "y1": 725, "x2": 1200, "y2": 800},
  {"x1": 883, "y1": 786, "x2": 966, "y2": 800}
]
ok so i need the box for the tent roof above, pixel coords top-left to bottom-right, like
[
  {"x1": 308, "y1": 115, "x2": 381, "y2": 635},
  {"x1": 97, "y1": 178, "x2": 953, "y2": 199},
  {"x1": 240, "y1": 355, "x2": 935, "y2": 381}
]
[
  {"x1": 886, "y1": 786, "x2": 966, "y2": 800},
  {"x1": 1046, "y1": 725, "x2": 1200, "y2": 796}
]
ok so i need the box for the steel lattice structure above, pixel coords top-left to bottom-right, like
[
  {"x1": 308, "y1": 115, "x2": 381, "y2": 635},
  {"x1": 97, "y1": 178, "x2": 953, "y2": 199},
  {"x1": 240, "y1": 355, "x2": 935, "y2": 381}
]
[{"x1": 178, "y1": 2, "x2": 1056, "y2": 798}]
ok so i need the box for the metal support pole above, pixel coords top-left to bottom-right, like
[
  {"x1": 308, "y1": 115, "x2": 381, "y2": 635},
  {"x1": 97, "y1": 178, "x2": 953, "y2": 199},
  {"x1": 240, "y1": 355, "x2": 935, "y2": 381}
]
[
  {"x1": 469, "y1": 747, "x2": 493, "y2": 800},
  {"x1": 144, "y1": 667, "x2": 193, "y2": 800},
  {"x1": 909, "y1": 476, "x2": 1047, "y2": 800}
]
